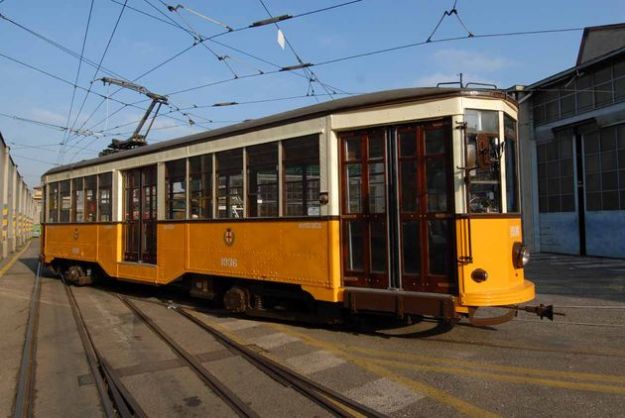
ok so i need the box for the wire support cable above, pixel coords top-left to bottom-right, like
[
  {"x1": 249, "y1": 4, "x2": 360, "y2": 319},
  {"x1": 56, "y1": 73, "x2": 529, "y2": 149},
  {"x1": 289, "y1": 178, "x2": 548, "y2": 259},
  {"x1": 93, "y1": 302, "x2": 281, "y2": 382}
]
[
  {"x1": 60, "y1": 0, "x2": 96, "y2": 161},
  {"x1": 167, "y1": 5, "x2": 240, "y2": 78},
  {"x1": 113, "y1": 1, "x2": 349, "y2": 96},
  {"x1": 0, "y1": 111, "x2": 100, "y2": 136},
  {"x1": 65, "y1": 0, "x2": 130, "y2": 148},
  {"x1": 311, "y1": 27, "x2": 585, "y2": 68},
  {"x1": 257, "y1": 0, "x2": 337, "y2": 100},
  {"x1": 426, "y1": 0, "x2": 474, "y2": 42},
  {"x1": 0, "y1": 51, "x2": 194, "y2": 131},
  {"x1": 0, "y1": 12, "x2": 129, "y2": 81}
]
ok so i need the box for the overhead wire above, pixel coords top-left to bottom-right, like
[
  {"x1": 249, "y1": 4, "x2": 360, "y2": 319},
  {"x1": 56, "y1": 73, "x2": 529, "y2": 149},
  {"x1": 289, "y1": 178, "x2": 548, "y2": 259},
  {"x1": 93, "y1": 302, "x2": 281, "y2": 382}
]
[
  {"x1": 60, "y1": 0, "x2": 96, "y2": 160},
  {"x1": 192, "y1": 92, "x2": 354, "y2": 109},
  {"x1": 65, "y1": 0, "x2": 130, "y2": 151},
  {"x1": 0, "y1": 50, "x2": 196, "y2": 129},
  {"x1": 310, "y1": 27, "x2": 585, "y2": 68},
  {"x1": 65, "y1": 41, "x2": 201, "y2": 147},
  {"x1": 64, "y1": 0, "x2": 220, "y2": 147},
  {"x1": 8, "y1": 1, "x2": 587, "y2": 166},
  {"x1": 257, "y1": 0, "x2": 336, "y2": 101},
  {"x1": 105, "y1": 0, "x2": 351, "y2": 98},
  {"x1": 426, "y1": 0, "x2": 473, "y2": 42},
  {"x1": 0, "y1": 12, "x2": 128, "y2": 80},
  {"x1": 0, "y1": 111, "x2": 101, "y2": 136},
  {"x1": 166, "y1": 4, "x2": 233, "y2": 32},
  {"x1": 161, "y1": 25, "x2": 584, "y2": 99},
  {"x1": 150, "y1": 0, "x2": 349, "y2": 93},
  {"x1": 0, "y1": 11, "x2": 163, "y2": 153},
  {"x1": 166, "y1": 5, "x2": 241, "y2": 78},
  {"x1": 10, "y1": 153, "x2": 60, "y2": 166}
]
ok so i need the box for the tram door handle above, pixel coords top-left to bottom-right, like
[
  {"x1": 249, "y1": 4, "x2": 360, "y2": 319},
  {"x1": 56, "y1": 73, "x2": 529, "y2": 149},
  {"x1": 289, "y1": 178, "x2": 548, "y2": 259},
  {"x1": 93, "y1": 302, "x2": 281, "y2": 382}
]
[{"x1": 459, "y1": 218, "x2": 473, "y2": 264}]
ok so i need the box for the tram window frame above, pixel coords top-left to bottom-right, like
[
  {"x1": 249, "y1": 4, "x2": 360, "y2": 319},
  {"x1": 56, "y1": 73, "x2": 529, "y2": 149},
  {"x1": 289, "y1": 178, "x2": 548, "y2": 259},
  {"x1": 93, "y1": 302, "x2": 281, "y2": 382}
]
[
  {"x1": 48, "y1": 181, "x2": 59, "y2": 223},
  {"x1": 59, "y1": 180, "x2": 71, "y2": 222},
  {"x1": 98, "y1": 173, "x2": 112, "y2": 222},
  {"x1": 84, "y1": 175, "x2": 97, "y2": 222},
  {"x1": 282, "y1": 135, "x2": 320, "y2": 217},
  {"x1": 504, "y1": 114, "x2": 520, "y2": 213},
  {"x1": 464, "y1": 109, "x2": 503, "y2": 214},
  {"x1": 165, "y1": 158, "x2": 187, "y2": 220},
  {"x1": 189, "y1": 154, "x2": 213, "y2": 219},
  {"x1": 247, "y1": 142, "x2": 279, "y2": 218},
  {"x1": 217, "y1": 149, "x2": 244, "y2": 219},
  {"x1": 71, "y1": 177, "x2": 84, "y2": 222}
]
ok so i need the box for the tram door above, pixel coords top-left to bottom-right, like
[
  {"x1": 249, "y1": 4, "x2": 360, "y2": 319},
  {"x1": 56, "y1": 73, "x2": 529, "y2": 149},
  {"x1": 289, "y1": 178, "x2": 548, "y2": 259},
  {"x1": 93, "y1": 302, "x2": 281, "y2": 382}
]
[
  {"x1": 123, "y1": 165, "x2": 157, "y2": 264},
  {"x1": 340, "y1": 120, "x2": 455, "y2": 293}
]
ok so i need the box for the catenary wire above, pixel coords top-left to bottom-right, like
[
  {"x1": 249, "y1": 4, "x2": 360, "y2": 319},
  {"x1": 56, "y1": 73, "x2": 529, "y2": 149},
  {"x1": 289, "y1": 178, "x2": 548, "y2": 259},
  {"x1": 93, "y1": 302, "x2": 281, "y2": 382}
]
[
  {"x1": 61, "y1": 0, "x2": 96, "y2": 156},
  {"x1": 311, "y1": 27, "x2": 585, "y2": 68},
  {"x1": 257, "y1": 0, "x2": 335, "y2": 100},
  {"x1": 107, "y1": 0, "x2": 350, "y2": 97},
  {"x1": 0, "y1": 50, "x2": 198, "y2": 130},
  {"x1": 0, "y1": 13, "x2": 129, "y2": 81},
  {"x1": 65, "y1": 0, "x2": 130, "y2": 150}
]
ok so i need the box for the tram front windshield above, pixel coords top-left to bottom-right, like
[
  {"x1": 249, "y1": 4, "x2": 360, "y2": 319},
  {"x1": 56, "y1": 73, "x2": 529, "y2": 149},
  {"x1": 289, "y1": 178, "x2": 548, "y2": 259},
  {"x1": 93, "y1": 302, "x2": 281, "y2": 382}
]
[{"x1": 465, "y1": 109, "x2": 519, "y2": 214}]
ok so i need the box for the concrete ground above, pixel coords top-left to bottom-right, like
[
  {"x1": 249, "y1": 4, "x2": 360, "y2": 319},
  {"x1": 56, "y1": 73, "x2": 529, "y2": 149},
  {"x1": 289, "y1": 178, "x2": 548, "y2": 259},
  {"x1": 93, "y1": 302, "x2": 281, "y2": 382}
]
[{"x1": 1, "y1": 241, "x2": 624, "y2": 417}]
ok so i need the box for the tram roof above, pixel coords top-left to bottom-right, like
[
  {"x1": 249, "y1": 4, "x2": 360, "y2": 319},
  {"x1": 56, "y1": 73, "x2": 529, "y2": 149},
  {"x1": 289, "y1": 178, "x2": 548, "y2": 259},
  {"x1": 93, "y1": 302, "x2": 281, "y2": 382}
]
[{"x1": 45, "y1": 87, "x2": 512, "y2": 176}]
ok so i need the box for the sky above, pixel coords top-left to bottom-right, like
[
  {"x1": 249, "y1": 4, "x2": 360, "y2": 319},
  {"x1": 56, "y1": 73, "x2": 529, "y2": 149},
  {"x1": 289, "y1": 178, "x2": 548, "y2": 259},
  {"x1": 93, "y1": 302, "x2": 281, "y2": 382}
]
[{"x1": 1, "y1": 0, "x2": 624, "y2": 187}]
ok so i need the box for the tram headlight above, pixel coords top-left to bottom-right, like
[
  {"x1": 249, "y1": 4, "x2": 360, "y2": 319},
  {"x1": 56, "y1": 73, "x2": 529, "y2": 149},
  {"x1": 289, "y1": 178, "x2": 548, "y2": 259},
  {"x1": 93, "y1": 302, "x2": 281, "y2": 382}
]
[
  {"x1": 513, "y1": 242, "x2": 530, "y2": 268},
  {"x1": 471, "y1": 268, "x2": 488, "y2": 283}
]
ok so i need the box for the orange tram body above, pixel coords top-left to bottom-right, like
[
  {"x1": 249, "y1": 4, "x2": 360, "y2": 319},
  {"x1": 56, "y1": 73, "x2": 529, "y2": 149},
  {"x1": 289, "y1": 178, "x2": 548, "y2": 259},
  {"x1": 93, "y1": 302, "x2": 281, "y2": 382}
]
[{"x1": 41, "y1": 88, "x2": 535, "y2": 325}]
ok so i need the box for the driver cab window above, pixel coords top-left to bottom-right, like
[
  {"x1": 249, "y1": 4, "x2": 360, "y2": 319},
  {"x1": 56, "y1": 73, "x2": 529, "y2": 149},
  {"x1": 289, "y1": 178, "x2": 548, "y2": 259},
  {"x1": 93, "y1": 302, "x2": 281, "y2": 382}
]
[{"x1": 465, "y1": 109, "x2": 502, "y2": 213}]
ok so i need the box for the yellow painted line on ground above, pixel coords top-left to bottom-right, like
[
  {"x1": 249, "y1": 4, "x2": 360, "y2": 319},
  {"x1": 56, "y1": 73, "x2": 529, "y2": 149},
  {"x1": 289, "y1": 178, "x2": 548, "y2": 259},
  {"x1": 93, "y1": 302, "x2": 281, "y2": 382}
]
[
  {"x1": 349, "y1": 345, "x2": 625, "y2": 385},
  {"x1": 358, "y1": 355, "x2": 625, "y2": 396},
  {"x1": 268, "y1": 323, "x2": 500, "y2": 418},
  {"x1": 0, "y1": 240, "x2": 32, "y2": 278}
]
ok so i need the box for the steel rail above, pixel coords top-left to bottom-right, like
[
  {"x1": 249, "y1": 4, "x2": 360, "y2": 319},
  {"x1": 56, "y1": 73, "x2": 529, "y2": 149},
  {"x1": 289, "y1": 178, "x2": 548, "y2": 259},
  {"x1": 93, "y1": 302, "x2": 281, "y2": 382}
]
[
  {"x1": 64, "y1": 283, "x2": 146, "y2": 418},
  {"x1": 173, "y1": 306, "x2": 386, "y2": 418},
  {"x1": 13, "y1": 261, "x2": 42, "y2": 418},
  {"x1": 118, "y1": 295, "x2": 258, "y2": 418}
]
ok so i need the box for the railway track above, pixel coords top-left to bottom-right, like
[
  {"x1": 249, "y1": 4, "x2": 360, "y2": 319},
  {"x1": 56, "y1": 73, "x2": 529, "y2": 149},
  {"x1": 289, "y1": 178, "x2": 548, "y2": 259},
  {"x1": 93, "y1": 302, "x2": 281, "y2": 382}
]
[
  {"x1": 118, "y1": 295, "x2": 386, "y2": 418},
  {"x1": 13, "y1": 260, "x2": 146, "y2": 418},
  {"x1": 64, "y1": 283, "x2": 146, "y2": 418},
  {"x1": 28, "y1": 271, "x2": 387, "y2": 417}
]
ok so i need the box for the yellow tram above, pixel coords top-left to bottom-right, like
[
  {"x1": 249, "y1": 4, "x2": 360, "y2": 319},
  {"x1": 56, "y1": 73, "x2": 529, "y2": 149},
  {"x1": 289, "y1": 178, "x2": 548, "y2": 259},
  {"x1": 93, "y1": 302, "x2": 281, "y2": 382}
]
[{"x1": 41, "y1": 88, "x2": 536, "y2": 324}]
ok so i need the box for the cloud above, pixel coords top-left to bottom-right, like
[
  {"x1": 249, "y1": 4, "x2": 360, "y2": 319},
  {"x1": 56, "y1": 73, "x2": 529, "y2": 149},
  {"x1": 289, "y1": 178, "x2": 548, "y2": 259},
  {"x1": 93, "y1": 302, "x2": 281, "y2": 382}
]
[
  {"x1": 431, "y1": 49, "x2": 511, "y2": 73},
  {"x1": 29, "y1": 108, "x2": 67, "y2": 125},
  {"x1": 414, "y1": 72, "x2": 500, "y2": 88},
  {"x1": 413, "y1": 48, "x2": 511, "y2": 88}
]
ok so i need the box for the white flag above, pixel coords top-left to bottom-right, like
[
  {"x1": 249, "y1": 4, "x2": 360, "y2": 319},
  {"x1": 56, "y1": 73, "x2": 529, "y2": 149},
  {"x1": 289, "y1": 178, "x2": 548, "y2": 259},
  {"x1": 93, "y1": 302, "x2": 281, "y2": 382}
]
[{"x1": 277, "y1": 29, "x2": 286, "y2": 50}]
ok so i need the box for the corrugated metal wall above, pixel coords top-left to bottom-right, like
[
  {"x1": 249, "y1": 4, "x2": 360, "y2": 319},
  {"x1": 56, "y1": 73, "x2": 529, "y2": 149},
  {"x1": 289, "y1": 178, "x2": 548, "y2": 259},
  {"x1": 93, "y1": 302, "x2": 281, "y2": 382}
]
[{"x1": 0, "y1": 132, "x2": 39, "y2": 261}]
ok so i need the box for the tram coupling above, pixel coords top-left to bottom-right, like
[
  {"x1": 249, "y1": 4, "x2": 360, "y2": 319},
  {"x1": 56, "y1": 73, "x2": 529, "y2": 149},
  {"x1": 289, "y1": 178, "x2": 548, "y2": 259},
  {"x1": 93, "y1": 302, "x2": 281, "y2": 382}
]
[{"x1": 505, "y1": 304, "x2": 566, "y2": 321}]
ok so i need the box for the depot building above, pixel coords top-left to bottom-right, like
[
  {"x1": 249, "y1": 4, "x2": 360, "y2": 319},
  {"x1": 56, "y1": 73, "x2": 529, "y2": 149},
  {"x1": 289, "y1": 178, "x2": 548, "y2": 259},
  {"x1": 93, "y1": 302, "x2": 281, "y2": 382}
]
[{"x1": 516, "y1": 23, "x2": 625, "y2": 258}]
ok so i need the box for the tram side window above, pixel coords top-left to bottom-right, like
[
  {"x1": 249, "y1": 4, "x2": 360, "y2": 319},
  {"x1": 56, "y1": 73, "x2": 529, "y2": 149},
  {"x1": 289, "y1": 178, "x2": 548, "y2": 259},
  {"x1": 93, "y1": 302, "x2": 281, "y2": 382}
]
[
  {"x1": 165, "y1": 159, "x2": 187, "y2": 220},
  {"x1": 189, "y1": 154, "x2": 212, "y2": 219},
  {"x1": 283, "y1": 135, "x2": 320, "y2": 216},
  {"x1": 217, "y1": 149, "x2": 244, "y2": 218},
  {"x1": 84, "y1": 175, "x2": 97, "y2": 222},
  {"x1": 465, "y1": 109, "x2": 502, "y2": 213},
  {"x1": 48, "y1": 182, "x2": 59, "y2": 223},
  {"x1": 72, "y1": 178, "x2": 84, "y2": 222},
  {"x1": 59, "y1": 180, "x2": 70, "y2": 222},
  {"x1": 98, "y1": 173, "x2": 112, "y2": 222},
  {"x1": 247, "y1": 143, "x2": 279, "y2": 217},
  {"x1": 504, "y1": 115, "x2": 520, "y2": 212}
]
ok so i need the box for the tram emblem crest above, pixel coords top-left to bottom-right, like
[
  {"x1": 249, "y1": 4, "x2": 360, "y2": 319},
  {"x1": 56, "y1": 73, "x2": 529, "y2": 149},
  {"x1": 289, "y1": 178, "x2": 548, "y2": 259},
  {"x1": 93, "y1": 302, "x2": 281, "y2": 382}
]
[
  {"x1": 223, "y1": 228, "x2": 235, "y2": 246},
  {"x1": 72, "y1": 228, "x2": 79, "y2": 240}
]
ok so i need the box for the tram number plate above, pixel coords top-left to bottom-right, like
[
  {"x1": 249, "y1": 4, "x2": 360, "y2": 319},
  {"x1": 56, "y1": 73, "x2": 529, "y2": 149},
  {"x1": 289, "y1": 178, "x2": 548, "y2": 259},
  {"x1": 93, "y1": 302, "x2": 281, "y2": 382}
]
[{"x1": 220, "y1": 257, "x2": 238, "y2": 268}]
